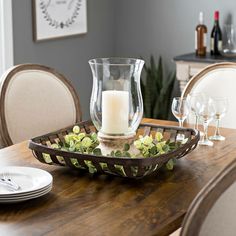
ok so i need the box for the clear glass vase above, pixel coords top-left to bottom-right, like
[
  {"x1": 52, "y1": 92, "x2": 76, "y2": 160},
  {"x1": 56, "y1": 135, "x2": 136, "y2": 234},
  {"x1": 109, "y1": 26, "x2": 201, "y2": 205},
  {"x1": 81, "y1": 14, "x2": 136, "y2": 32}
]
[
  {"x1": 222, "y1": 24, "x2": 236, "y2": 57},
  {"x1": 89, "y1": 58, "x2": 144, "y2": 138}
]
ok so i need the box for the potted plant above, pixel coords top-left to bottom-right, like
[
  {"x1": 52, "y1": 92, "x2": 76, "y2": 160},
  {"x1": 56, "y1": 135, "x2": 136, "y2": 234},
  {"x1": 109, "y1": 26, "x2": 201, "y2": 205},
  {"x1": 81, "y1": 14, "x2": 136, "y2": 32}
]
[{"x1": 141, "y1": 56, "x2": 175, "y2": 120}]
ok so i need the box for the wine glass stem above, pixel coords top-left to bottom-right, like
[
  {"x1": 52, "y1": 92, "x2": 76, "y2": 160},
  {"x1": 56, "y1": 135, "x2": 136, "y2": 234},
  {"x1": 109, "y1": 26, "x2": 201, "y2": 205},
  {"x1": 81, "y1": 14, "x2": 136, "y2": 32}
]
[
  {"x1": 202, "y1": 121, "x2": 209, "y2": 142},
  {"x1": 178, "y1": 119, "x2": 184, "y2": 128},
  {"x1": 215, "y1": 118, "x2": 221, "y2": 136}
]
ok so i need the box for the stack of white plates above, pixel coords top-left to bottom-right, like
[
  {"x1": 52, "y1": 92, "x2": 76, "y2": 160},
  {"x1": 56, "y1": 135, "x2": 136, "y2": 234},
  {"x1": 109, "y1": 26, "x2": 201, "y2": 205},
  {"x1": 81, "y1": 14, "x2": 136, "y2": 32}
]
[{"x1": 0, "y1": 166, "x2": 53, "y2": 203}]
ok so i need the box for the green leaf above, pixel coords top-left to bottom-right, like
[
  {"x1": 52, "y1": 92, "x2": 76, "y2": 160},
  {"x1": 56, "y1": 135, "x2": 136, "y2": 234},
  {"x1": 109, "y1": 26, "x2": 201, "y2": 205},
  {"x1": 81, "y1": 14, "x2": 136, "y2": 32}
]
[
  {"x1": 42, "y1": 153, "x2": 52, "y2": 163},
  {"x1": 150, "y1": 146, "x2": 157, "y2": 155},
  {"x1": 114, "y1": 165, "x2": 126, "y2": 176},
  {"x1": 51, "y1": 143, "x2": 59, "y2": 149},
  {"x1": 141, "y1": 55, "x2": 175, "y2": 119},
  {"x1": 169, "y1": 142, "x2": 178, "y2": 150},
  {"x1": 155, "y1": 132, "x2": 163, "y2": 142},
  {"x1": 166, "y1": 159, "x2": 174, "y2": 170},
  {"x1": 123, "y1": 143, "x2": 130, "y2": 151},
  {"x1": 110, "y1": 150, "x2": 115, "y2": 157},
  {"x1": 156, "y1": 56, "x2": 163, "y2": 91},
  {"x1": 81, "y1": 137, "x2": 93, "y2": 148},
  {"x1": 84, "y1": 160, "x2": 97, "y2": 174},
  {"x1": 93, "y1": 148, "x2": 102, "y2": 156},
  {"x1": 162, "y1": 144, "x2": 170, "y2": 152},
  {"x1": 115, "y1": 150, "x2": 122, "y2": 157},
  {"x1": 156, "y1": 143, "x2": 163, "y2": 151},
  {"x1": 123, "y1": 151, "x2": 131, "y2": 157},
  {"x1": 90, "y1": 132, "x2": 97, "y2": 141},
  {"x1": 69, "y1": 146, "x2": 75, "y2": 152},
  {"x1": 143, "y1": 151, "x2": 150, "y2": 158}
]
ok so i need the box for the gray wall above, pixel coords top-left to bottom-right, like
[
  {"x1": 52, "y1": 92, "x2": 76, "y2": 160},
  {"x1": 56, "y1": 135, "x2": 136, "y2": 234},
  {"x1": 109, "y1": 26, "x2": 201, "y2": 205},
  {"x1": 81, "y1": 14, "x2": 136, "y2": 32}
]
[
  {"x1": 12, "y1": 0, "x2": 115, "y2": 120},
  {"x1": 12, "y1": 0, "x2": 236, "y2": 118},
  {"x1": 114, "y1": 0, "x2": 236, "y2": 75}
]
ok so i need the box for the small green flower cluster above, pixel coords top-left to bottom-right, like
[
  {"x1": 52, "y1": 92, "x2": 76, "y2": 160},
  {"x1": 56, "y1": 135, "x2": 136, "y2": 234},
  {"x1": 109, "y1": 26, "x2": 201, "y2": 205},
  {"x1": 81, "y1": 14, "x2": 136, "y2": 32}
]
[
  {"x1": 133, "y1": 132, "x2": 180, "y2": 158},
  {"x1": 109, "y1": 143, "x2": 131, "y2": 157},
  {"x1": 49, "y1": 126, "x2": 188, "y2": 171},
  {"x1": 133, "y1": 132, "x2": 187, "y2": 170},
  {"x1": 51, "y1": 125, "x2": 101, "y2": 155}
]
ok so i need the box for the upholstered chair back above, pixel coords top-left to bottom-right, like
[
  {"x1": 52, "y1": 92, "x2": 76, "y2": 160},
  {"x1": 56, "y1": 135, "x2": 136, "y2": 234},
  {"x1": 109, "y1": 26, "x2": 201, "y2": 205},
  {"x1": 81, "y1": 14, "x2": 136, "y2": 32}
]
[
  {"x1": 0, "y1": 64, "x2": 81, "y2": 147},
  {"x1": 182, "y1": 62, "x2": 236, "y2": 129}
]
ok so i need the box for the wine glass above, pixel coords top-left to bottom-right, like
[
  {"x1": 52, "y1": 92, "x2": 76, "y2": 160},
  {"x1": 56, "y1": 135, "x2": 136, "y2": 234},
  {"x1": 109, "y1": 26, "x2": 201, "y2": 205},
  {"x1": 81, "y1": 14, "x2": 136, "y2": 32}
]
[
  {"x1": 187, "y1": 92, "x2": 206, "y2": 130},
  {"x1": 198, "y1": 98, "x2": 216, "y2": 146},
  {"x1": 209, "y1": 97, "x2": 228, "y2": 141},
  {"x1": 172, "y1": 97, "x2": 189, "y2": 141}
]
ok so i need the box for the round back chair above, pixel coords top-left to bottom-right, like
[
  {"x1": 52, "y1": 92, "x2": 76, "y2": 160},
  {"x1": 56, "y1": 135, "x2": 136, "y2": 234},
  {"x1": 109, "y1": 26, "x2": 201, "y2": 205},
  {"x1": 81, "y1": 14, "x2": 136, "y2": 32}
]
[
  {"x1": 180, "y1": 158, "x2": 236, "y2": 236},
  {"x1": 182, "y1": 62, "x2": 236, "y2": 129},
  {"x1": 0, "y1": 64, "x2": 82, "y2": 147}
]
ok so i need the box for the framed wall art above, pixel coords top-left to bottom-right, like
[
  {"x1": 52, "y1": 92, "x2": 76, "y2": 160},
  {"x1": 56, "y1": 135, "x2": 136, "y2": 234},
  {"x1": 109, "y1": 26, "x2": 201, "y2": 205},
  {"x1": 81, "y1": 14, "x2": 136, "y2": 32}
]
[{"x1": 32, "y1": 0, "x2": 87, "y2": 41}]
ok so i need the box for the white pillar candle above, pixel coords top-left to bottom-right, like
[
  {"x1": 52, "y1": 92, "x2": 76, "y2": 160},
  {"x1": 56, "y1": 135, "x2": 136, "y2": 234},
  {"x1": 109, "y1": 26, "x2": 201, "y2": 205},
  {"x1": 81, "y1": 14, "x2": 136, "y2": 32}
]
[{"x1": 102, "y1": 90, "x2": 129, "y2": 134}]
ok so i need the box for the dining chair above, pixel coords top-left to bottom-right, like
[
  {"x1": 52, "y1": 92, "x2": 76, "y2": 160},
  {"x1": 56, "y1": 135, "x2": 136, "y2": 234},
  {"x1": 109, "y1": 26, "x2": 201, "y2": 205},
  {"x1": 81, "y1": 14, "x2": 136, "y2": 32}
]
[
  {"x1": 170, "y1": 157, "x2": 236, "y2": 236},
  {"x1": 179, "y1": 157, "x2": 236, "y2": 236},
  {"x1": 181, "y1": 62, "x2": 236, "y2": 129},
  {"x1": 0, "y1": 64, "x2": 82, "y2": 147}
]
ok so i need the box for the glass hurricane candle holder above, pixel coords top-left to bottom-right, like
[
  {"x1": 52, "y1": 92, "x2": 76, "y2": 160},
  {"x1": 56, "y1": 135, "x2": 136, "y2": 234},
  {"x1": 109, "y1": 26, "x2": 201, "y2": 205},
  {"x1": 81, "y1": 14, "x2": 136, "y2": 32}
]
[{"x1": 89, "y1": 58, "x2": 144, "y2": 142}]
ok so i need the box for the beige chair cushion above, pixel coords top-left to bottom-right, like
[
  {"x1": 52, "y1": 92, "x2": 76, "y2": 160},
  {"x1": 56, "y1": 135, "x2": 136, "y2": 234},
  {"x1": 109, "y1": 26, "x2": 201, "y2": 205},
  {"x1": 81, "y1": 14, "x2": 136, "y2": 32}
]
[
  {"x1": 186, "y1": 67, "x2": 236, "y2": 129},
  {"x1": 179, "y1": 158, "x2": 236, "y2": 236},
  {"x1": 199, "y1": 181, "x2": 236, "y2": 236},
  {"x1": 2, "y1": 69, "x2": 78, "y2": 144},
  {"x1": 169, "y1": 227, "x2": 181, "y2": 236}
]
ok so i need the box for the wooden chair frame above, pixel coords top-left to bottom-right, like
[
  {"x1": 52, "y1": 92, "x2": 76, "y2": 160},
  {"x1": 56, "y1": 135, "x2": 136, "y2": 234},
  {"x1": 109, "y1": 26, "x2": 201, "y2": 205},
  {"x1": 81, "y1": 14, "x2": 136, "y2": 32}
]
[
  {"x1": 0, "y1": 64, "x2": 82, "y2": 146},
  {"x1": 180, "y1": 158, "x2": 236, "y2": 236},
  {"x1": 181, "y1": 62, "x2": 236, "y2": 98}
]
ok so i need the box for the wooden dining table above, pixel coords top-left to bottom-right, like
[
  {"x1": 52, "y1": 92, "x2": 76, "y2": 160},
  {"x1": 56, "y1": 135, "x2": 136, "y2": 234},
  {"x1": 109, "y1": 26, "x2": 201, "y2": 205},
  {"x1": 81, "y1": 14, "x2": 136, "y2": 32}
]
[{"x1": 1, "y1": 118, "x2": 236, "y2": 236}]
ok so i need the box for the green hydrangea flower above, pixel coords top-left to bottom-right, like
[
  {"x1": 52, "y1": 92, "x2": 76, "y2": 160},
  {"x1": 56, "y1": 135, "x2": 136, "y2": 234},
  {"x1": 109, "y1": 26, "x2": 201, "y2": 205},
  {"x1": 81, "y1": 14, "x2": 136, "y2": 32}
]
[
  {"x1": 81, "y1": 137, "x2": 92, "y2": 148},
  {"x1": 56, "y1": 125, "x2": 182, "y2": 172},
  {"x1": 142, "y1": 135, "x2": 153, "y2": 145},
  {"x1": 69, "y1": 140, "x2": 75, "y2": 147},
  {"x1": 134, "y1": 140, "x2": 142, "y2": 149},
  {"x1": 90, "y1": 132, "x2": 97, "y2": 141},
  {"x1": 77, "y1": 133, "x2": 86, "y2": 141},
  {"x1": 155, "y1": 132, "x2": 163, "y2": 142},
  {"x1": 51, "y1": 143, "x2": 59, "y2": 149},
  {"x1": 64, "y1": 134, "x2": 71, "y2": 144},
  {"x1": 73, "y1": 125, "x2": 80, "y2": 134}
]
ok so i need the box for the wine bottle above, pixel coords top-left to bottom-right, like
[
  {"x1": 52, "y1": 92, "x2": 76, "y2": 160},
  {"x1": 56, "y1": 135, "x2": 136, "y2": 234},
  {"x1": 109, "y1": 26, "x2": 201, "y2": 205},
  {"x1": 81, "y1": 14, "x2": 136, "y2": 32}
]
[
  {"x1": 210, "y1": 11, "x2": 222, "y2": 56},
  {"x1": 195, "y1": 12, "x2": 207, "y2": 57}
]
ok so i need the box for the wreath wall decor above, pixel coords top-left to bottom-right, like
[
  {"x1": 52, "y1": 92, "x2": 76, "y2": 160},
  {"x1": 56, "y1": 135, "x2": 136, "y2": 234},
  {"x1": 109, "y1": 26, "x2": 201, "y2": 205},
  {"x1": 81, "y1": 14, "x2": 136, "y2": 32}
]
[{"x1": 33, "y1": 0, "x2": 87, "y2": 41}]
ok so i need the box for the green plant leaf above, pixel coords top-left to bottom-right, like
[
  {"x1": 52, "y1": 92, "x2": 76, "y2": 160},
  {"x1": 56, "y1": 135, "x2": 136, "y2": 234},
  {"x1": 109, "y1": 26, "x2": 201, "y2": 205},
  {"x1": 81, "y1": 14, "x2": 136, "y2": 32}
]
[
  {"x1": 141, "y1": 55, "x2": 175, "y2": 119},
  {"x1": 123, "y1": 143, "x2": 130, "y2": 151},
  {"x1": 166, "y1": 159, "x2": 174, "y2": 170},
  {"x1": 123, "y1": 151, "x2": 131, "y2": 157},
  {"x1": 156, "y1": 56, "x2": 163, "y2": 91},
  {"x1": 115, "y1": 150, "x2": 122, "y2": 157},
  {"x1": 93, "y1": 148, "x2": 102, "y2": 156},
  {"x1": 150, "y1": 146, "x2": 157, "y2": 155}
]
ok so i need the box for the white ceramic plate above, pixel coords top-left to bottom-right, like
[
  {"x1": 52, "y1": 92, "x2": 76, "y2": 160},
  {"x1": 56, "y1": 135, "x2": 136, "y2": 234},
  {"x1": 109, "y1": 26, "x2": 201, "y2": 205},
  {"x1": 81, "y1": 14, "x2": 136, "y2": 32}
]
[
  {"x1": 0, "y1": 183, "x2": 53, "y2": 199},
  {"x1": 0, "y1": 185, "x2": 52, "y2": 203},
  {"x1": 0, "y1": 185, "x2": 52, "y2": 200},
  {"x1": 0, "y1": 166, "x2": 53, "y2": 196}
]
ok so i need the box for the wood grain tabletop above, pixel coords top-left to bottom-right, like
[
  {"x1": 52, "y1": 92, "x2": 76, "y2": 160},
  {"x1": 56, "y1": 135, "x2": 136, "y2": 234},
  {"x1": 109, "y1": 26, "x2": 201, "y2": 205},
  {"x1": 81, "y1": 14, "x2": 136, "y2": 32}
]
[{"x1": 0, "y1": 118, "x2": 236, "y2": 236}]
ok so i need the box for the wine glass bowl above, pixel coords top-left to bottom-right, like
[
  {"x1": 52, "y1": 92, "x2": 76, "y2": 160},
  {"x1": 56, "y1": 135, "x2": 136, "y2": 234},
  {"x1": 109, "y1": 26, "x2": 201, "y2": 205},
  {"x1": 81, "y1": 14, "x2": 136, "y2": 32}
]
[
  {"x1": 209, "y1": 97, "x2": 228, "y2": 141},
  {"x1": 172, "y1": 97, "x2": 189, "y2": 141},
  {"x1": 198, "y1": 98, "x2": 216, "y2": 146},
  {"x1": 187, "y1": 92, "x2": 206, "y2": 130}
]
